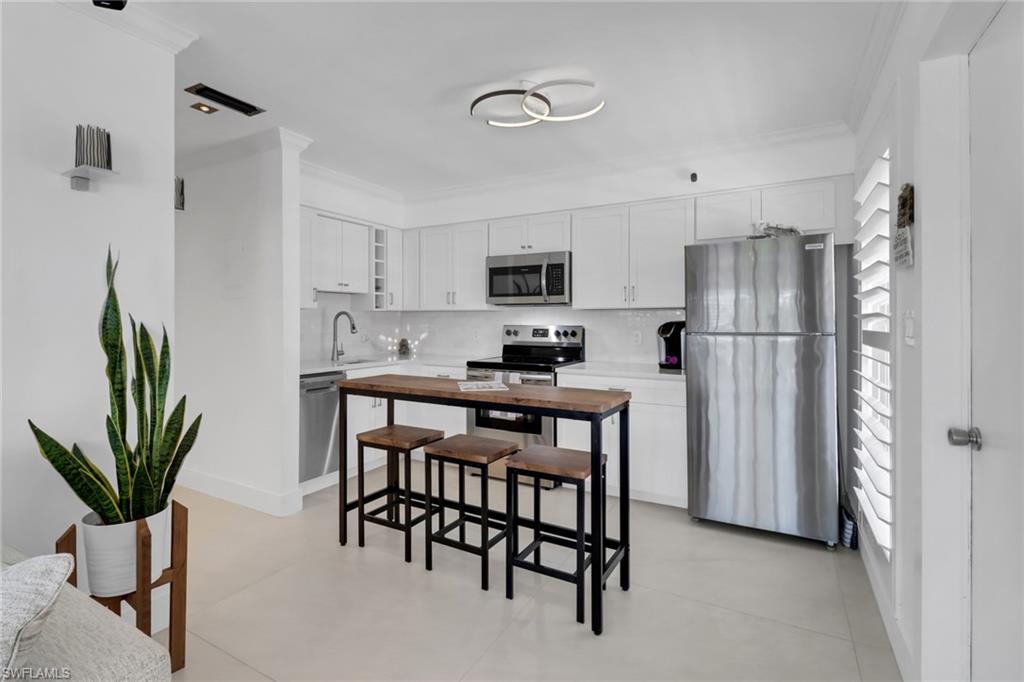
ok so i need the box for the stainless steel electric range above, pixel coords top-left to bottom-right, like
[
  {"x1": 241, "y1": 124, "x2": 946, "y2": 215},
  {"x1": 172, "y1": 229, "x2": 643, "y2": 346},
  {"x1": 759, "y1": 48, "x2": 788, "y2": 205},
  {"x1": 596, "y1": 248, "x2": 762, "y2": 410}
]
[{"x1": 466, "y1": 324, "x2": 585, "y2": 483}]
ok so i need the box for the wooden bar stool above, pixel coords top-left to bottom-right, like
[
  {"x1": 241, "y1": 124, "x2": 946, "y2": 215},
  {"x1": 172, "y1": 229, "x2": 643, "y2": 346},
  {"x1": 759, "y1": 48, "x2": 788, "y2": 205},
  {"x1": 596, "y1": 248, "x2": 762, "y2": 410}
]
[
  {"x1": 505, "y1": 446, "x2": 607, "y2": 624},
  {"x1": 423, "y1": 434, "x2": 518, "y2": 590},
  {"x1": 356, "y1": 424, "x2": 444, "y2": 562}
]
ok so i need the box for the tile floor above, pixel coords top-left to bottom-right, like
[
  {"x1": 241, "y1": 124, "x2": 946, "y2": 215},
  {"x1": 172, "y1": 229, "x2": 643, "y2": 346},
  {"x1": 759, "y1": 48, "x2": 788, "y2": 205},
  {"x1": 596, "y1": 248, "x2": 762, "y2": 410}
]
[{"x1": 166, "y1": 466, "x2": 901, "y2": 681}]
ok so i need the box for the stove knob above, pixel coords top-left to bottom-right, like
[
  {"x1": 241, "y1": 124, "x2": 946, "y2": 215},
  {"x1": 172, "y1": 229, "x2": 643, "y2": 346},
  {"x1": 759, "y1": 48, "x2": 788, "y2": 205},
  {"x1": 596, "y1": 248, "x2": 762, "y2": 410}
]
[
  {"x1": 512, "y1": 329, "x2": 519, "y2": 336},
  {"x1": 570, "y1": 330, "x2": 578, "y2": 338},
  {"x1": 554, "y1": 330, "x2": 562, "y2": 338},
  {"x1": 505, "y1": 329, "x2": 512, "y2": 336}
]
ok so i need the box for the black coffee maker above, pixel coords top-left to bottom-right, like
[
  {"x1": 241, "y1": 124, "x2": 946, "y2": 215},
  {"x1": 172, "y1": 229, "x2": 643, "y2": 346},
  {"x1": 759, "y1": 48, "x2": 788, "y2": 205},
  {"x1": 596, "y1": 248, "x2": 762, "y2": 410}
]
[{"x1": 657, "y1": 321, "x2": 685, "y2": 372}]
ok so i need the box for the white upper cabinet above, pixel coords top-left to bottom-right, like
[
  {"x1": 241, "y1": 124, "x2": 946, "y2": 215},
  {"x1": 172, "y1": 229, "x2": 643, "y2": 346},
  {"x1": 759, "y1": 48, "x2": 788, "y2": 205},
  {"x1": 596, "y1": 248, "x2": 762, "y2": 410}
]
[
  {"x1": 694, "y1": 190, "x2": 760, "y2": 241},
  {"x1": 402, "y1": 229, "x2": 421, "y2": 311},
  {"x1": 385, "y1": 227, "x2": 403, "y2": 310},
  {"x1": 451, "y1": 222, "x2": 488, "y2": 309},
  {"x1": 419, "y1": 226, "x2": 452, "y2": 310},
  {"x1": 761, "y1": 180, "x2": 836, "y2": 233},
  {"x1": 628, "y1": 198, "x2": 692, "y2": 309},
  {"x1": 339, "y1": 221, "x2": 370, "y2": 293},
  {"x1": 488, "y1": 217, "x2": 529, "y2": 256},
  {"x1": 310, "y1": 212, "x2": 370, "y2": 294},
  {"x1": 526, "y1": 212, "x2": 571, "y2": 253},
  {"x1": 571, "y1": 206, "x2": 630, "y2": 309},
  {"x1": 488, "y1": 212, "x2": 571, "y2": 256},
  {"x1": 418, "y1": 222, "x2": 488, "y2": 310}
]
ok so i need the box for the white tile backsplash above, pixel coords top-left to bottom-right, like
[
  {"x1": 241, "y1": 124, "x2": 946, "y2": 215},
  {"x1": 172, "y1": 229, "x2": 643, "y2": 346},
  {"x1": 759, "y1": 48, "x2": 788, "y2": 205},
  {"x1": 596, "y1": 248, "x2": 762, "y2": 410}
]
[{"x1": 302, "y1": 294, "x2": 683, "y2": 366}]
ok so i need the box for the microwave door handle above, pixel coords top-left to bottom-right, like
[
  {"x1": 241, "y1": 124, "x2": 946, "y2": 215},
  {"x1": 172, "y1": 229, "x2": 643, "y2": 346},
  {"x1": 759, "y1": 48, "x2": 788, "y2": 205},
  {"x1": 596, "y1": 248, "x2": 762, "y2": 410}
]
[{"x1": 541, "y1": 258, "x2": 549, "y2": 302}]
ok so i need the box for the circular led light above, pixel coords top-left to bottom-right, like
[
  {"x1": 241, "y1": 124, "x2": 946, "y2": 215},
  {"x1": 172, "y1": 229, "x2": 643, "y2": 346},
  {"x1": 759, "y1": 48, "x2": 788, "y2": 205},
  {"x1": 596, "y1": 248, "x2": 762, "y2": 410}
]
[
  {"x1": 521, "y1": 79, "x2": 605, "y2": 122},
  {"x1": 470, "y1": 89, "x2": 552, "y2": 128}
]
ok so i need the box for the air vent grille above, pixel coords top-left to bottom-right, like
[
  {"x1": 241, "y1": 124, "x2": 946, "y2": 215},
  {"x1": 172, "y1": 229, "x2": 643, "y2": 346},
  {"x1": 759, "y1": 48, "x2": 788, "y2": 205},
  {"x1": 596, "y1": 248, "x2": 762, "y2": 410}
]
[{"x1": 184, "y1": 83, "x2": 265, "y2": 117}]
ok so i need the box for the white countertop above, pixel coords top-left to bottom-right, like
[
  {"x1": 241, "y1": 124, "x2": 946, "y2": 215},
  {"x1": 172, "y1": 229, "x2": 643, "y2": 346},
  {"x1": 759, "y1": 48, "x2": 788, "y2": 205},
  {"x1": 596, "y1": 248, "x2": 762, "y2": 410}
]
[
  {"x1": 300, "y1": 354, "x2": 470, "y2": 377},
  {"x1": 559, "y1": 361, "x2": 686, "y2": 382}
]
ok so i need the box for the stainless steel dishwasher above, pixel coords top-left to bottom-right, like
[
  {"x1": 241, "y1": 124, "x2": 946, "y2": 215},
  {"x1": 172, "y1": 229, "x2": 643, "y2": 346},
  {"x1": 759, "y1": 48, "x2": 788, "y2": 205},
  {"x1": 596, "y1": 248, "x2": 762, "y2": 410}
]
[{"x1": 299, "y1": 371, "x2": 346, "y2": 484}]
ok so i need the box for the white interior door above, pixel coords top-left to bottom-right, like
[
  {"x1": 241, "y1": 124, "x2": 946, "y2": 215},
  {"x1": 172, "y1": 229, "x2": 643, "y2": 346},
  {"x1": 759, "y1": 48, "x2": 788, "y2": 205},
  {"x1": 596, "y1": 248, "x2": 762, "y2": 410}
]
[{"x1": 968, "y1": 4, "x2": 1024, "y2": 678}]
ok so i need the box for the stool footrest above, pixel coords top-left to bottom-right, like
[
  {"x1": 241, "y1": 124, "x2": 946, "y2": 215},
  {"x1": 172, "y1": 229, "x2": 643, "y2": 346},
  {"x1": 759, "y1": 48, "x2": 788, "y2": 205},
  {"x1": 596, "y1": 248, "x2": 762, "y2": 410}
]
[
  {"x1": 364, "y1": 511, "x2": 429, "y2": 532},
  {"x1": 512, "y1": 536, "x2": 592, "y2": 584}
]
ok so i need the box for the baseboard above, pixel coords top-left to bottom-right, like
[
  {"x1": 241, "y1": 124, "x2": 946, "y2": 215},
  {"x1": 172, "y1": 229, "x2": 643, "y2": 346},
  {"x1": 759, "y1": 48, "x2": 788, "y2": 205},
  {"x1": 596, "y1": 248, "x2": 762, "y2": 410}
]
[
  {"x1": 859, "y1": 534, "x2": 917, "y2": 680},
  {"x1": 298, "y1": 456, "x2": 387, "y2": 497},
  {"x1": 177, "y1": 468, "x2": 303, "y2": 517}
]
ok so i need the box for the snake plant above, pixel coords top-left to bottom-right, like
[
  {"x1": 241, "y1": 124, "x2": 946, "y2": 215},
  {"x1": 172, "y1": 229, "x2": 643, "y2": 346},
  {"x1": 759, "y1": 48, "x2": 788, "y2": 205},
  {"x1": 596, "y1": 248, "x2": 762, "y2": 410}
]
[{"x1": 28, "y1": 250, "x2": 202, "y2": 524}]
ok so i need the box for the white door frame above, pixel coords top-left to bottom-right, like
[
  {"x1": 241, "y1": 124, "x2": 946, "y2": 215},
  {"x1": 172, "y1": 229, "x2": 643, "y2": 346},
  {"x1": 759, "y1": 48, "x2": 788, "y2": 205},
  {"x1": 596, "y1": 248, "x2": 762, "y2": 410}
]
[{"x1": 917, "y1": 4, "x2": 1003, "y2": 679}]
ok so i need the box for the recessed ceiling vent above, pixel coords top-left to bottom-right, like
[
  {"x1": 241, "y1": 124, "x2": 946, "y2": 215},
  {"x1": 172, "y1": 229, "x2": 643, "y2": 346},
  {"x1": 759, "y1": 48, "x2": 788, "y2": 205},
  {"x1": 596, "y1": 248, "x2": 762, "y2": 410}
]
[{"x1": 184, "y1": 83, "x2": 265, "y2": 117}]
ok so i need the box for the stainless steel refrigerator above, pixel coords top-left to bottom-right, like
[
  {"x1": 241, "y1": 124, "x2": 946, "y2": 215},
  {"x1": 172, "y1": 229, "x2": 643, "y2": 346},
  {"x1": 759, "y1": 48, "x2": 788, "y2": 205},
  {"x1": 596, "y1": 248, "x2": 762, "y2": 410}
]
[{"x1": 685, "y1": 233, "x2": 839, "y2": 545}]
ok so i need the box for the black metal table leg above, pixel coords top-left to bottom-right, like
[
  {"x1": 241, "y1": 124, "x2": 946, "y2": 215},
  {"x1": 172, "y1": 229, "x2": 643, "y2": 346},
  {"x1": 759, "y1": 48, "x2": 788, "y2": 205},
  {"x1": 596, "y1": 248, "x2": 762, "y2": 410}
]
[
  {"x1": 533, "y1": 476, "x2": 541, "y2": 566},
  {"x1": 458, "y1": 463, "x2": 466, "y2": 543},
  {"x1": 425, "y1": 454, "x2": 433, "y2": 571},
  {"x1": 505, "y1": 471, "x2": 517, "y2": 600},
  {"x1": 480, "y1": 464, "x2": 489, "y2": 590},
  {"x1": 404, "y1": 449, "x2": 413, "y2": 563},
  {"x1": 339, "y1": 389, "x2": 347, "y2": 545},
  {"x1": 438, "y1": 460, "x2": 446, "y2": 529},
  {"x1": 576, "y1": 480, "x2": 585, "y2": 624},
  {"x1": 619, "y1": 404, "x2": 630, "y2": 591},
  {"x1": 357, "y1": 442, "x2": 365, "y2": 547},
  {"x1": 590, "y1": 417, "x2": 604, "y2": 635}
]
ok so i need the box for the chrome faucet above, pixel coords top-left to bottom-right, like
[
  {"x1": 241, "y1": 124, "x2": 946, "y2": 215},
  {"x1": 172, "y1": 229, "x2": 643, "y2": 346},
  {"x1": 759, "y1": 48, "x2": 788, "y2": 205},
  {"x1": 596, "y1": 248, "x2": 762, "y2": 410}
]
[{"x1": 331, "y1": 310, "x2": 358, "y2": 362}]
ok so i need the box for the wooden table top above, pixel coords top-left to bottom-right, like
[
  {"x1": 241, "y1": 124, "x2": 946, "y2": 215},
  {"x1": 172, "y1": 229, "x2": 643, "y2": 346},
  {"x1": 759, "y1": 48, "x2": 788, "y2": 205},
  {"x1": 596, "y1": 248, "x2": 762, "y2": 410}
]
[{"x1": 336, "y1": 373, "x2": 630, "y2": 415}]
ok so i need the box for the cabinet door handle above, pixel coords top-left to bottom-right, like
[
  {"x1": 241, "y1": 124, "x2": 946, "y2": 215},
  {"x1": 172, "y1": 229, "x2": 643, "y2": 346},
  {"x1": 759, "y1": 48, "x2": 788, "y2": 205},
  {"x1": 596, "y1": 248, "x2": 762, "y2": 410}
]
[
  {"x1": 446, "y1": 291, "x2": 451, "y2": 304},
  {"x1": 452, "y1": 290, "x2": 457, "y2": 305},
  {"x1": 622, "y1": 286, "x2": 627, "y2": 302},
  {"x1": 521, "y1": 245, "x2": 526, "y2": 249},
  {"x1": 436, "y1": 373, "x2": 451, "y2": 378},
  {"x1": 631, "y1": 285, "x2": 636, "y2": 302},
  {"x1": 389, "y1": 292, "x2": 394, "y2": 305},
  {"x1": 608, "y1": 387, "x2": 626, "y2": 391},
  {"x1": 527, "y1": 244, "x2": 533, "y2": 249}
]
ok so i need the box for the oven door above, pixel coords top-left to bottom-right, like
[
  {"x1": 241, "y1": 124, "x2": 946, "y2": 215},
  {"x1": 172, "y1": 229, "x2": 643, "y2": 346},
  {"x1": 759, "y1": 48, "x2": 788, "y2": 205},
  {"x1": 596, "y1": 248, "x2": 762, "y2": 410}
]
[
  {"x1": 465, "y1": 368, "x2": 556, "y2": 485},
  {"x1": 466, "y1": 368, "x2": 553, "y2": 439},
  {"x1": 485, "y1": 252, "x2": 571, "y2": 305}
]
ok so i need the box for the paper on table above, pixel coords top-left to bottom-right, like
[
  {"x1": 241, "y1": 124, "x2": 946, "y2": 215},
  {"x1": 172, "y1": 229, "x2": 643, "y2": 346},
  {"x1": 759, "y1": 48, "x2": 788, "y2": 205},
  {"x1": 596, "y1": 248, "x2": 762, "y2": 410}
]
[{"x1": 457, "y1": 381, "x2": 509, "y2": 392}]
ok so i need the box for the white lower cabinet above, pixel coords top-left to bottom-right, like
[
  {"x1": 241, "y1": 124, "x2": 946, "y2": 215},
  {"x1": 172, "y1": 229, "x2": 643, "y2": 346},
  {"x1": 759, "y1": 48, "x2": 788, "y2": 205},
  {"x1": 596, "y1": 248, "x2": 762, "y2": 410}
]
[
  {"x1": 344, "y1": 367, "x2": 394, "y2": 475},
  {"x1": 557, "y1": 373, "x2": 687, "y2": 508},
  {"x1": 396, "y1": 365, "x2": 467, "y2": 457}
]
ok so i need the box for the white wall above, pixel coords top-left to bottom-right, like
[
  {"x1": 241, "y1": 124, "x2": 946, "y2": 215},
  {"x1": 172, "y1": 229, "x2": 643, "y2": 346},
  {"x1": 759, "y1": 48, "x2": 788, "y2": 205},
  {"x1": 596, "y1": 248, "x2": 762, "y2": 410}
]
[
  {"x1": 174, "y1": 129, "x2": 310, "y2": 516},
  {"x1": 301, "y1": 162, "x2": 404, "y2": 228},
  {"x1": 406, "y1": 127, "x2": 854, "y2": 227},
  {"x1": 1, "y1": 2, "x2": 176, "y2": 582},
  {"x1": 851, "y1": 3, "x2": 1005, "y2": 678}
]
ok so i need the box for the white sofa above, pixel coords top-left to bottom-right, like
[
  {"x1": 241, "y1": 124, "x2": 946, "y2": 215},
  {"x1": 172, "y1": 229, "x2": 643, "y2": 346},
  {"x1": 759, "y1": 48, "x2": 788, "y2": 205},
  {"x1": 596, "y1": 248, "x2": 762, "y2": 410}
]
[{"x1": 3, "y1": 547, "x2": 170, "y2": 682}]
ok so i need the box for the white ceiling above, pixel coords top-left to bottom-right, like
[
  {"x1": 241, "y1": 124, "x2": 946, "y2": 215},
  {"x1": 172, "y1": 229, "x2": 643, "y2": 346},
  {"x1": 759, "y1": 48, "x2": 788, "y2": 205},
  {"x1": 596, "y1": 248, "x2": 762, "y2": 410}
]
[{"x1": 150, "y1": 2, "x2": 884, "y2": 197}]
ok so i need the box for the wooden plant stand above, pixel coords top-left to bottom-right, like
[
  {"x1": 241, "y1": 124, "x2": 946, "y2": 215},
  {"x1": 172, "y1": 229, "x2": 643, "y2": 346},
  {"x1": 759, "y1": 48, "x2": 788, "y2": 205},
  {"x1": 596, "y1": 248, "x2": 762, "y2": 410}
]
[{"x1": 55, "y1": 500, "x2": 188, "y2": 673}]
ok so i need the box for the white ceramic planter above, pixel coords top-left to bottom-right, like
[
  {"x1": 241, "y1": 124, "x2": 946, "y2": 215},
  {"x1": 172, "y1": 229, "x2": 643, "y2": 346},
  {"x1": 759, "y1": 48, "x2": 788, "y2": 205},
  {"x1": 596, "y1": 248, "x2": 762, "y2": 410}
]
[{"x1": 81, "y1": 507, "x2": 170, "y2": 597}]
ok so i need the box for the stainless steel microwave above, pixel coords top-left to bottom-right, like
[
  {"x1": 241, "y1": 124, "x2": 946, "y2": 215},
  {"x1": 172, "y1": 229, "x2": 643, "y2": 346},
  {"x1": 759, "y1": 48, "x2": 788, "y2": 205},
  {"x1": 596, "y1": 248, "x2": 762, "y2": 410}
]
[{"x1": 485, "y1": 251, "x2": 571, "y2": 305}]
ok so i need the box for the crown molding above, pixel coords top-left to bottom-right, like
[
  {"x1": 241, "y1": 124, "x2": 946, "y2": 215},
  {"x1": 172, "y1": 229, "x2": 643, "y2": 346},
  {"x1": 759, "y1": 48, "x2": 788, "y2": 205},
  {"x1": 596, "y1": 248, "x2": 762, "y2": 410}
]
[
  {"x1": 846, "y1": 2, "x2": 905, "y2": 133},
  {"x1": 300, "y1": 161, "x2": 405, "y2": 204},
  {"x1": 59, "y1": 1, "x2": 198, "y2": 55},
  {"x1": 404, "y1": 121, "x2": 853, "y2": 204},
  {"x1": 280, "y1": 128, "x2": 314, "y2": 154},
  {"x1": 177, "y1": 128, "x2": 309, "y2": 172}
]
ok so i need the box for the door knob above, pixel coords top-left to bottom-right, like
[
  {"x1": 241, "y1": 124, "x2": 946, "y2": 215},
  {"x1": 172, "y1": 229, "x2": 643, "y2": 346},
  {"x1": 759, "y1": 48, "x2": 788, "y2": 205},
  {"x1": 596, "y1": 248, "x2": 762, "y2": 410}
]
[{"x1": 948, "y1": 426, "x2": 983, "y2": 450}]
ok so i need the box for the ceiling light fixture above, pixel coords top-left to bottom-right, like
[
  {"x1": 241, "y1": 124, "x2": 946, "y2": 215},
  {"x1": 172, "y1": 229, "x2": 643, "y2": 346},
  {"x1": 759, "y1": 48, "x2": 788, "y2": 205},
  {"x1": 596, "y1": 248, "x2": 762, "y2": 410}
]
[
  {"x1": 521, "y1": 79, "x2": 605, "y2": 123},
  {"x1": 190, "y1": 102, "x2": 218, "y2": 114},
  {"x1": 470, "y1": 89, "x2": 552, "y2": 128}
]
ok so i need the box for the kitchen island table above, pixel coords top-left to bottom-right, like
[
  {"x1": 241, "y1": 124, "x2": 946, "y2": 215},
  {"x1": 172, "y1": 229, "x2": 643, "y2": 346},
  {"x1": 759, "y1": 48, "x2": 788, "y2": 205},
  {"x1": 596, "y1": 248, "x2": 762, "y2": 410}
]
[{"x1": 336, "y1": 373, "x2": 630, "y2": 635}]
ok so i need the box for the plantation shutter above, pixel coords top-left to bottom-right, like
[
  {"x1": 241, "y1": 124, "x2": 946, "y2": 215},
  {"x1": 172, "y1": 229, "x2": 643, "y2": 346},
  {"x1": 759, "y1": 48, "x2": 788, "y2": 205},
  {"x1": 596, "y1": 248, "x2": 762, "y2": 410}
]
[{"x1": 852, "y1": 151, "x2": 893, "y2": 558}]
